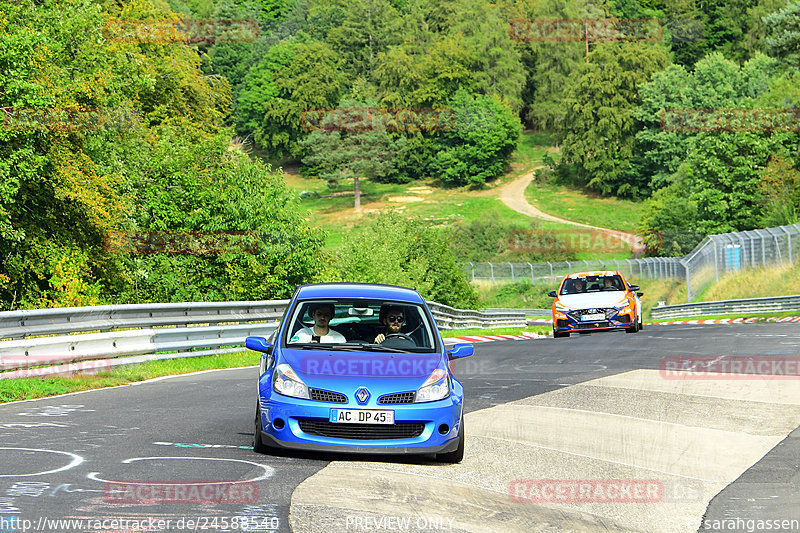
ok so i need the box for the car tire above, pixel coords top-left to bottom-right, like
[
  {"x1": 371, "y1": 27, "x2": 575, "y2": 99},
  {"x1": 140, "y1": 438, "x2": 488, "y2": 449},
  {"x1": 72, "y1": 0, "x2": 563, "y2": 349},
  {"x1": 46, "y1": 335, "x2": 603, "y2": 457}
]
[
  {"x1": 553, "y1": 325, "x2": 569, "y2": 338},
  {"x1": 254, "y1": 403, "x2": 270, "y2": 454},
  {"x1": 437, "y1": 417, "x2": 465, "y2": 464},
  {"x1": 626, "y1": 318, "x2": 639, "y2": 333}
]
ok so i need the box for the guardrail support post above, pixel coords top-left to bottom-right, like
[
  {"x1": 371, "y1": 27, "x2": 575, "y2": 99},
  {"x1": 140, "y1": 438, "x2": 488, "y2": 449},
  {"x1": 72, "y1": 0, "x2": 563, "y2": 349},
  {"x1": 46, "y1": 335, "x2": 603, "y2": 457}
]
[
  {"x1": 783, "y1": 226, "x2": 793, "y2": 264},
  {"x1": 508, "y1": 262, "x2": 515, "y2": 283},
  {"x1": 527, "y1": 262, "x2": 534, "y2": 284},
  {"x1": 713, "y1": 239, "x2": 719, "y2": 281},
  {"x1": 547, "y1": 261, "x2": 553, "y2": 283}
]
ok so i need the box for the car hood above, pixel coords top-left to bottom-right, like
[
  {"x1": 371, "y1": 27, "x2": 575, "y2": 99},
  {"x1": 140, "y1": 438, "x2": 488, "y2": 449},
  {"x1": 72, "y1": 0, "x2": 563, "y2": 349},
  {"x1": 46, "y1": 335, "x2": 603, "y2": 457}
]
[
  {"x1": 280, "y1": 348, "x2": 444, "y2": 391},
  {"x1": 558, "y1": 291, "x2": 627, "y2": 309}
]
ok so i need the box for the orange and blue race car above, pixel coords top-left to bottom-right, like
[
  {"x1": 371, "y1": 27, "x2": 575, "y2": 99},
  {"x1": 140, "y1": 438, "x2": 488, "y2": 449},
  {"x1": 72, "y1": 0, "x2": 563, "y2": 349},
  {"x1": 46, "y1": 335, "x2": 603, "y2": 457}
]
[{"x1": 548, "y1": 271, "x2": 643, "y2": 338}]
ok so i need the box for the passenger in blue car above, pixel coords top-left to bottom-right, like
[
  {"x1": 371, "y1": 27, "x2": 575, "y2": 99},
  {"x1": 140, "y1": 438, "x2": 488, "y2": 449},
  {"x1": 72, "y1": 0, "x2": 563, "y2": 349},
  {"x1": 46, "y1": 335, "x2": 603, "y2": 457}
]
[
  {"x1": 373, "y1": 304, "x2": 406, "y2": 344},
  {"x1": 292, "y1": 303, "x2": 346, "y2": 343}
]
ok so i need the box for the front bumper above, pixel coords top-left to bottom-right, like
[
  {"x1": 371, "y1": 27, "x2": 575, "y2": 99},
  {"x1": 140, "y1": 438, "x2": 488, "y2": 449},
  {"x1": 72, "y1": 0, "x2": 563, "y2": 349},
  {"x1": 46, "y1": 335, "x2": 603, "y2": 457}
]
[
  {"x1": 257, "y1": 390, "x2": 463, "y2": 454},
  {"x1": 553, "y1": 313, "x2": 634, "y2": 333}
]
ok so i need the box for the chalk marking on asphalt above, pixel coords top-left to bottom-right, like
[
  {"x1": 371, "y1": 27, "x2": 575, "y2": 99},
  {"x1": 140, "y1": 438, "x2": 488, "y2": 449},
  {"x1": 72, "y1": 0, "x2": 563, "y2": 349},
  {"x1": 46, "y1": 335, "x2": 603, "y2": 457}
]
[
  {"x1": 87, "y1": 457, "x2": 275, "y2": 485},
  {"x1": 0, "y1": 448, "x2": 84, "y2": 477}
]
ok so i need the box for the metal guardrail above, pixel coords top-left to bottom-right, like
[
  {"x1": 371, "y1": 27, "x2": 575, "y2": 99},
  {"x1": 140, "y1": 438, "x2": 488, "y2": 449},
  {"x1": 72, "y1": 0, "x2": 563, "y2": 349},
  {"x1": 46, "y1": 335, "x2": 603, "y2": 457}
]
[
  {"x1": 650, "y1": 294, "x2": 800, "y2": 319},
  {"x1": 0, "y1": 300, "x2": 526, "y2": 378},
  {"x1": 483, "y1": 308, "x2": 550, "y2": 316}
]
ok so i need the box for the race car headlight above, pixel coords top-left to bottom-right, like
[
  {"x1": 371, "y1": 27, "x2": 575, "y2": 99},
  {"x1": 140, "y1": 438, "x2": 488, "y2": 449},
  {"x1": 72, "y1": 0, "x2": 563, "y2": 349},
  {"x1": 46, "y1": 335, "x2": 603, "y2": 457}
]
[
  {"x1": 614, "y1": 298, "x2": 632, "y2": 314},
  {"x1": 414, "y1": 369, "x2": 450, "y2": 403},
  {"x1": 555, "y1": 302, "x2": 571, "y2": 313},
  {"x1": 272, "y1": 364, "x2": 310, "y2": 399}
]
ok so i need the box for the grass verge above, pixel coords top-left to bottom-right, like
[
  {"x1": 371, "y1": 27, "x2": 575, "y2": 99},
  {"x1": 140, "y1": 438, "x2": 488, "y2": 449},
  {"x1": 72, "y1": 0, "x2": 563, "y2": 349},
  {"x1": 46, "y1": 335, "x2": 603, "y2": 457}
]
[
  {"x1": 441, "y1": 326, "x2": 550, "y2": 338},
  {"x1": 648, "y1": 310, "x2": 800, "y2": 323},
  {"x1": 0, "y1": 351, "x2": 259, "y2": 404},
  {"x1": 524, "y1": 179, "x2": 644, "y2": 233}
]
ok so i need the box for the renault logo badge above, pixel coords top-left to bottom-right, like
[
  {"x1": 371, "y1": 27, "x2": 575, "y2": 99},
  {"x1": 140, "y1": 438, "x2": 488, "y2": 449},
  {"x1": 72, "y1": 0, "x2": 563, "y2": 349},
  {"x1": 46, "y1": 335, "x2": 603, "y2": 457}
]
[{"x1": 355, "y1": 387, "x2": 370, "y2": 404}]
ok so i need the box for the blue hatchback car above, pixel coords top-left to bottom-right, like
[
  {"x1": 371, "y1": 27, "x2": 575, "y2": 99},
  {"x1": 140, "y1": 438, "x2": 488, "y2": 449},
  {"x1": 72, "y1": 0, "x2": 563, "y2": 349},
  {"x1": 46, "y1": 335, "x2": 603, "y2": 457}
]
[{"x1": 245, "y1": 283, "x2": 474, "y2": 463}]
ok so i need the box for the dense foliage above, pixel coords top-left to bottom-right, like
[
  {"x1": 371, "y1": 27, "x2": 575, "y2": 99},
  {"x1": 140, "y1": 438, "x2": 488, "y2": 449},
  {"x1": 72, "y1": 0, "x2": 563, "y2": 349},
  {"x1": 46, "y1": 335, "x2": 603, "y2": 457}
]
[
  {"x1": 4, "y1": 0, "x2": 800, "y2": 309},
  {"x1": 334, "y1": 213, "x2": 479, "y2": 308},
  {"x1": 0, "y1": 0, "x2": 324, "y2": 310}
]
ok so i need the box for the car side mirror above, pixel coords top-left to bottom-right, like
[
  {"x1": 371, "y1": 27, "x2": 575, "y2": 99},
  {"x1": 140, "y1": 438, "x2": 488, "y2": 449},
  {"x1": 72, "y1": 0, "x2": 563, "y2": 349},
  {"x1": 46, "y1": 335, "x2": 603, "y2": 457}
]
[
  {"x1": 628, "y1": 285, "x2": 640, "y2": 291},
  {"x1": 246, "y1": 336, "x2": 273, "y2": 353},
  {"x1": 548, "y1": 290, "x2": 557, "y2": 297},
  {"x1": 448, "y1": 343, "x2": 474, "y2": 360},
  {"x1": 637, "y1": 292, "x2": 644, "y2": 297}
]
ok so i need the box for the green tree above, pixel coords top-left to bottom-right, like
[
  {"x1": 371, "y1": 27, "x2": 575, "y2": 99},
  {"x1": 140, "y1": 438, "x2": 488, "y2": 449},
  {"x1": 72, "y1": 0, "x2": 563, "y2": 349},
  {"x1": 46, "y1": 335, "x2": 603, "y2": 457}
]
[
  {"x1": 299, "y1": 102, "x2": 399, "y2": 210},
  {"x1": 325, "y1": 0, "x2": 402, "y2": 78},
  {"x1": 254, "y1": 40, "x2": 346, "y2": 157},
  {"x1": 764, "y1": 0, "x2": 800, "y2": 68},
  {"x1": 430, "y1": 90, "x2": 521, "y2": 188},
  {"x1": 759, "y1": 155, "x2": 800, "y2": 226},
  {"x1": 684, "y1": 132, "x2": 799, "y2": 234},
  {"x1": 557, "y1": 41, "x2": 669, "y2": 197},
  {"x1": 335, "y1": 213, "x2": 478, "y2": 308}
]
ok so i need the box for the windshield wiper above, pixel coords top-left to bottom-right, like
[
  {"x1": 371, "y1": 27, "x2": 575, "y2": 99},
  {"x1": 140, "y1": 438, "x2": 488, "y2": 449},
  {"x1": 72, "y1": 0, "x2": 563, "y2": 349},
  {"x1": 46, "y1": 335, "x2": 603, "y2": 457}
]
[
  {"x1": 355, "y1": 344, "x2": 408, "y2": 353},
  {"x1": 289, "y1": 343, "x2": 376, "y2": 352}
]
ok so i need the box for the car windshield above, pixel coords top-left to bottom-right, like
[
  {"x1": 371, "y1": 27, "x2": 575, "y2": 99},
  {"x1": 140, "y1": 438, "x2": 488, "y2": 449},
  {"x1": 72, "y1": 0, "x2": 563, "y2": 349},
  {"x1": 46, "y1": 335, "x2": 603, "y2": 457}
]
[
  {"x1": 560, "y1": 275, "x2": 625, "y2": 295},
  {"x1": 284, "y1": 299, "x2": 437, "y2": 353}
]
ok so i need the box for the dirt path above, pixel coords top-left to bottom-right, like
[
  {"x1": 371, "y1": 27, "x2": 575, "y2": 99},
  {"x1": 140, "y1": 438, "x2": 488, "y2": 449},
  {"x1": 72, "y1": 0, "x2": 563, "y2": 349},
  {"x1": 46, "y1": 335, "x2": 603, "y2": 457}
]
[{"x1": 500, "y1": 167, "x2": 644, "y2": 256}]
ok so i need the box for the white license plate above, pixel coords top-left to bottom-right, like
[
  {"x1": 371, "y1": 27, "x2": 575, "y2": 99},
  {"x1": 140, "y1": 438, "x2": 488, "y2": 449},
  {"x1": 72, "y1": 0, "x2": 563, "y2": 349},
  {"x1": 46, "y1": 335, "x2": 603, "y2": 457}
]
[
  {"x1": 329, "y1": 409, "x2": 394, "y2": 424},
  {"x1": 581, "y1": 313, "x2": 605, "y2": 321}
]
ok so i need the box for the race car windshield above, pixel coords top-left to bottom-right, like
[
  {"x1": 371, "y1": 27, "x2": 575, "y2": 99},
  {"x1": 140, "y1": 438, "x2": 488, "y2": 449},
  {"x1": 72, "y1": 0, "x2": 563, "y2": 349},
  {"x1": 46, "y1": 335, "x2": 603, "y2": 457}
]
[
  {"x1": 561, "y1": 275, "x2": 625, "y2": 294},
  {"x1": 284, "y1": 299, "x2": 437, "y2": 353}
]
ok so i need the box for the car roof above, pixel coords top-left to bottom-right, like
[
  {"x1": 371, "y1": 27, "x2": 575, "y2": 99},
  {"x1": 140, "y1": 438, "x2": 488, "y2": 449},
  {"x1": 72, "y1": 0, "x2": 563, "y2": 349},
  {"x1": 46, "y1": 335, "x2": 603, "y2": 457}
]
[
  {"x1": 563, "y1": 271, "x2": 623, "y2": 279},
  {"x1": 294, "y1": 283, "x2": 425, "y2": 303}
]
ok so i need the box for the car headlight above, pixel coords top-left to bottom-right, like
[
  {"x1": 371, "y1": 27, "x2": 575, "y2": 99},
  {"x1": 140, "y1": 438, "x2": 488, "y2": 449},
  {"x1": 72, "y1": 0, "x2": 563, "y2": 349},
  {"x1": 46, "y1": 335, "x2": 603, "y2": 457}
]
[
  {"x1": 614, "y1": 298, "x2": 633, "y2": 313},
  {"x1": 414, "y1": 369, "x2": 450, "y2": 403},
  {"x1": 555, "y1": 301, "x2": 571, "y2": 313},
  {"x1": 272, "y1": 364, "x2": 310, "y2": 399}
]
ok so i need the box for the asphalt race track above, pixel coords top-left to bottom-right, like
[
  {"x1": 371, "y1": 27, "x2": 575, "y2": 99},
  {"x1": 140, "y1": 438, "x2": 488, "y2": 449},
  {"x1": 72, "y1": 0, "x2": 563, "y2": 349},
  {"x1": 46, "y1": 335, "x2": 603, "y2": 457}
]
[{"x1": 1, "y1": 323, "x2": 799, "y2": 533}]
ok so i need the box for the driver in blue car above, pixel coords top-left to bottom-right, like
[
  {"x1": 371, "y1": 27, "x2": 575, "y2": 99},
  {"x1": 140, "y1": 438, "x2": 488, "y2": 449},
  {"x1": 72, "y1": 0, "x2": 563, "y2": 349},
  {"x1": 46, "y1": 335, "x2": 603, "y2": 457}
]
[
  {"x1": 374, "y1": 305, "x2": 405, "y2": 344},
  {"x1": 292, "y1": 303, "x2": 346, "y2": 343}
]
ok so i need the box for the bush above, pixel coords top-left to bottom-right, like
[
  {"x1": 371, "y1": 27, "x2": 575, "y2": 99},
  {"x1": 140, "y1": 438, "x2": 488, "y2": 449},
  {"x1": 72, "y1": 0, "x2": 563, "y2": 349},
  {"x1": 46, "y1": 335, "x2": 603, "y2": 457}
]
[{"x1": 334, "y1": 213, "x2": 478, "y2": 308}]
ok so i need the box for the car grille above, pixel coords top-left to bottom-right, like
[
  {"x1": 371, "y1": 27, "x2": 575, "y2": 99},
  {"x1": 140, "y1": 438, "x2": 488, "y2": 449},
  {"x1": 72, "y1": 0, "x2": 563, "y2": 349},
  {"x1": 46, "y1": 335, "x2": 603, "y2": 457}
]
[
  {"x1": 309, "y1": 388, "x2": 347, "y2": 403},
  {"x1": 378, "y1": 392, "x2": 416, "y2": 405},
  {"x1": 569, "y1": 308, "x2": 616, "y2": 322},
  {"x1": 298, "y1": 420, "x2": 425, "y2": 440},
  {"x1": 575, "y1": 322, "x2": 611, "y2": 329}
]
